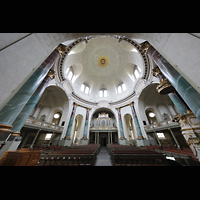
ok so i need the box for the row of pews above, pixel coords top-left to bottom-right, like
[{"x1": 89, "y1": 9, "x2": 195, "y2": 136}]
[
  {"x1": 107, "y1": 144, "x2": 169, "y2": 166},
  {"x1": 39, "y1": 144, "x2": 101, "y2": 166},
  {"x1": 142, "y1": 145, "x2": 199, "y2": 162}
]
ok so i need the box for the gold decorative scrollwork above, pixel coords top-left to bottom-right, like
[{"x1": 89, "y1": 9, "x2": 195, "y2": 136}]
[{"x1": 187, "y1": 137, "x2": 200, "y2": 145}]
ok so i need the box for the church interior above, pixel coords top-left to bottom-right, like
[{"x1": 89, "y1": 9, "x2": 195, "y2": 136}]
[{"x1": 1, "y1": 33, "x2": 200, "y2": 166}]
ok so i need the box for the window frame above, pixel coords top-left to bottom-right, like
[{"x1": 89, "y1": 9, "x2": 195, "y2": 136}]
[
  {"x1": 66, "y1": 67, "x2": 74, "y2": 81},
  {"x1": 99, "y1": 88, "x2": 108, "y2": 97},
  {"x1": 117, "y1": 83, "x2": 127, "y2": 94},
  {"x1": 81, "y1": 83, "x2": 90, "y2": 95}
]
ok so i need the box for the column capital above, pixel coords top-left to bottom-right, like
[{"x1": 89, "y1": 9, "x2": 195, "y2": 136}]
[
  {"x1": 140, "y1": 41, "x2": 152, "y2": 54},
  {"x1": 152, "y1": 67, "x2": 162, "y2": 78},
  {"x1": 73, "y1": 102, "x2": 78, "y2": 107},
  {"x1": 47, "y1": 70, "x2": 56, "y2": 80},
  {"x1": 56, "y1": 44, "x2": 67, "y2": 56}
]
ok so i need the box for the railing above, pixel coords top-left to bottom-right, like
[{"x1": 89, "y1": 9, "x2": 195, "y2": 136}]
[
  {"x1": 90, "y1": 125, "x2": 117, "y2": 131},
  {"x1": 144, "y1": 120, "x2": 179, "y2": 132},
  {"x1": 24, "y1": 117, "x2": 64, "y2": 133}
]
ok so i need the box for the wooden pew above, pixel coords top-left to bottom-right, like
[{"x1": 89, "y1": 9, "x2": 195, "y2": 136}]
[
  {"x1": 39, "y1": 145, "x2": 101, "y2": 166},
  {"x1": 107, "y1": 146, "x2": 168, "y2": 166}
]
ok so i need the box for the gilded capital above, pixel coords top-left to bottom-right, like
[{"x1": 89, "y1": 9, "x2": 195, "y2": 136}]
[
  {"x1": 152, "y1": 67, "x2": 162, "y2": 78},
  {"x1": 140, "y1": 41, "x2": 152, "y2": 53},
  {"x1": 47, "y1": 70, "x2": 56, "y2": 80},
  {"x1": 56, "y1": 44, "x2": 67, "y2": 56}
]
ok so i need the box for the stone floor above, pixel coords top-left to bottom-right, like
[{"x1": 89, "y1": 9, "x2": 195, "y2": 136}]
[{"x1": 95, "y1": 146, "x2": 112, "y2": 166}]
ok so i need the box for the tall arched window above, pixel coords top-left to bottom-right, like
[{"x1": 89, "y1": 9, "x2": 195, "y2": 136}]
[
  {"x1": 145, "y1": 109, "x2": 158, "y2": 125},
  {"x1": 81, "y1": 83, "x2": 90, "y2": 94},
  {"x1": 52, "y1": 111, "x2": 62, "y2": 125},
  {"x1": 133, "y1": 65, "x2": 141, "y2": 80},
  {"x1": 117, "y1": 83, "x2": 127, "y2": 94},
  {"x1": 65, "y1": 66, "x2": 74, "y2": 81},
  {"x1": 99, "y1": 88, "x2": 108, "y2": 97}
]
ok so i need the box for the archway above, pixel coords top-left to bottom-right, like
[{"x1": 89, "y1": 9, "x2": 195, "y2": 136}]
[
  {"x1": 145, "y1": 108, "x2": 158, "y2": 125},
  {"x1": 90, "y1": 107, "x2": 118, "y2": 145},
  {"x1": 52, "y1": 110, "x2": 62, "y2": 125},
  {"x1": 71, "y1": 114, "x2": 83, "y2": 145},
  {"x1": 124, "y1": 114, "x2": 137, "y2": 141},
  {"x1": 33, "y1": 85, "x2": 69, "y2": 126},
  {"x1": 138, "y1": 83, "x2": 177, "y2": 126}
]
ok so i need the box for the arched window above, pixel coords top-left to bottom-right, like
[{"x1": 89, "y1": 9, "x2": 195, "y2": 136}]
[
  {"x1": 65, "y1": 66, "x2": 74, "y2": 81},
  {"x1": 117, "y1": 83, "x2": 127, "y2": 94},
  {"x1": 52, "y1": 111, "x2": 62, "y2": 125},
  {"x1": 99, "y1": 88, "x2": 108, "y2": 97},
  {"x1": 81, "y1": 83, "x2": 90, "y2": 94},
  {"x1": 133, "y1": 65, "x2": 141, "y2": 80},
  {"x1": 145, "y1": 109, "x2": 158, "y2": 125}
]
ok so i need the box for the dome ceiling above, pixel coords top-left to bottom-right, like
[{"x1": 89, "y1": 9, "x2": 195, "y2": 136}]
[{"x1": 60, "y1": 35, "x2": 147, "y2": 103}]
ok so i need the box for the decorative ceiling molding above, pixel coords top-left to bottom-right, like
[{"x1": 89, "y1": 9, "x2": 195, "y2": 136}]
[{"x1": 57, "y1": 35, "x2": 151, "y2": 107}]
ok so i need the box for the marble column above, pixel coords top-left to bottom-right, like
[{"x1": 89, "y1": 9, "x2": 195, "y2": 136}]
[
  {"x1": 65, "y1": 103, "x2": 77, "y2": 139},
  {"x1": 147, "y1": 45, "x2": 200, "y2": 121},
  {"x1": 168, "y1": 92, "x2": 189, "y2": 114},
  {"x1": 116, "y1": 108, "x2": 125, "y2": 139},
  {"x1": 11, "y1": 70, "x2": 56, "y2": 135},
  {"x1": 82, "y1": 108, "x2": 90, "y2": 139},
  {"x1": 0, "y1": 44, "x2": 65, "y2": 133},
  {"x1": 152, "y1": 66, "x2": 189, "y2": 114},
  {"x1": 148, "y1": 45, "x2": 200, "y2": 160},
  {"x1": 130, "y1": 103, "x2": 143, "y2": 139}
]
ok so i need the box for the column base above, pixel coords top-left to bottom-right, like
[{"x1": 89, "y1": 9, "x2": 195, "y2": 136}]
[
  {"x1": 0, "y1": 124, "x2": 13, "y2": 133},
  {"x1": 119, "y1": 137, "x2": 129, "y2": 145},
  {"x1": 136, "y1": 138, "x2": 150, "y2": 146},
  {"x1": 12, "y1": 132, "x2": 21, "y2": 137},
  {"x1": 0, "y1": 136, "x2": 21, "y2": 159},
  {"x1": 59, "y1": 138, "x2": 72, "y2": 146},
  {"x1": 80, "y1": 137, "x2": 89, "y2": 145}
]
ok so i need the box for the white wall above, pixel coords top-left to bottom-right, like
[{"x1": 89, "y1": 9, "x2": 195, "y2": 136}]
[
  {"x1": 0, "y1": 33, "x2": 79, "y2": 109},
  {"x1": 131, "y1": 33, "x2": 200, "y2": 94}
]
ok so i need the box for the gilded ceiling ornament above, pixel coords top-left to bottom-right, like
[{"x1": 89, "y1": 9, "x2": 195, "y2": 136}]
[{"x1": 98, "y1": 55, "x2": 109, "y2": 68}]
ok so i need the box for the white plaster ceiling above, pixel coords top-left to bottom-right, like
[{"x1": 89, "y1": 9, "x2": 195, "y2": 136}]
[{"x1": 62, "y1": 35, "x2": 145, "y2": 103}]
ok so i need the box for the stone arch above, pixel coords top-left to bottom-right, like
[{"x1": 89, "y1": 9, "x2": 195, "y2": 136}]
[
  {"x1": 71, "y1": 114, "x2": 84, "y2": 145},
  {"x1": 35, "y1": 85, "x2": 69, "y2": 126}
]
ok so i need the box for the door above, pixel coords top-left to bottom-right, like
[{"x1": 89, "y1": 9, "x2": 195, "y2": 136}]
[{"x1": 100, "y1": 133, "x2": 108, "y2": 146}]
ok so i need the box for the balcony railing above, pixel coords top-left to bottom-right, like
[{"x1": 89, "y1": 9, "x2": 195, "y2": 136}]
[
  {"x1": 90, "y1": 125, "x2": 118, "y2": 132},
  {"x1": 24, "y1": 117, "x2": 64, "y2": 133},
  {"x1": 144, "y1": 120, "x2": 180, "y2": 132}
]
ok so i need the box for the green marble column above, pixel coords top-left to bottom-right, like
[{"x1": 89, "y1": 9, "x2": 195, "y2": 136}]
[
  {"x1": 65, "y1": 103, "x2": 77, "y2": 139},
  {"x1": 83, "y1": 108, "x2": 90, "y2": 138},
  {"x1": 130, "y1": 103, "x2": 143, "y2": 139},
  {"x1": 147, "y1": 45, "x2": 200, "y2": 121},
  {"x1": 168, "y1": 92, "x2": 189, "y2": 114},
  {"x1": 0, "y1": 44, "x2": 64, "y2": 132},
  {"x1": 11, "y1": 71, "x2": 56, "y2": 134},
  {"x1": 117, "y1": 108, "x2": 125, "y2": 138},
  {"x1": 152, "y1": 66, "x2": 189, "y2": 114}
]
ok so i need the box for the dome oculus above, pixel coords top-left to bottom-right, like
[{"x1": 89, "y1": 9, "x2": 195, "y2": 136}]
[{"x1": 98, "y1": 55, "x2": 109, "y2": 68}]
